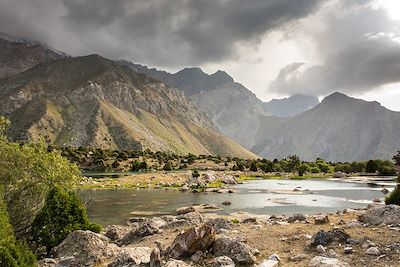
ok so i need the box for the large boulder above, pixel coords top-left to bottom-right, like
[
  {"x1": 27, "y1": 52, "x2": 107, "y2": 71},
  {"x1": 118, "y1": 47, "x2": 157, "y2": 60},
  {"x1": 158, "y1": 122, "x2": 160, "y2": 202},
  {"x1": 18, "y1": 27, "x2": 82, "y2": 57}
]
[
  {"x1": 108, "y1": 247, "x2": 152, "y2": 267},
  {"x1": 311, "y1": 229, "x2": 350, "y2": 246},
  {"x1": 309, "y1": 256, "x2": 349, "y2": 267},
  {"x1": 205, "y1": 218, "x2": 232, "y2": 233},
  {"x1": 287, "y1": 214, "x2": 307, "y2": 223},
  {"x1": 222, "y1": 176, "x2": 237, "y2": 185},
  {"x1": 104, "y1": 225, "x2": 131, "y2": 241},
  {"x1": 51, "y1": 230, "x2": 120, "y2": 267},
  {"x1": 176, "y1": 212, "x2": 204, "y2": 225},
  {"x1": 360, "y1": 204, "x2": 400, "y2": 225},
  {"x1": 120, "y1": 218, "x2": 166, "y2": 245},
  {"x1": 213, "y1": 237, "x2": 256, "y2": 265},
  {"x1": 167, "y1": 224, "x2": 216, "y2": 259}
]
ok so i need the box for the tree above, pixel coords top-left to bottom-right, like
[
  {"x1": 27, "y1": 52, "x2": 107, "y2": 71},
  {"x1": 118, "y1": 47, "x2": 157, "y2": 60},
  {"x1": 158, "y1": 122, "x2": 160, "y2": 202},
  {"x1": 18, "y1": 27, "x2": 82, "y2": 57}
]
[
  {"x1": 163, "y1": 161, "x2": 173, "y2": 171},
  {"x1": 286, "y1": 155, "x2": 300, "y2": 172},
  {"x1": 386, "y1": 152, "x2": 400, "y2": 205},
  {"x1": 297, "y1": 163, "x2": 310, "y2": 176},
  {"x1": 250, "y1": 161, "x2": 258, "y2": 172},
  {"x1": 192, "y1": 170, "x2": 200, "y2": 178},
  {"x1": 31, "y1": 186, "x2": 101, "y2": 253},
  {"x1": 0, "y1": 116, "x2": 80, "y2": 238},
  {"x1": 366, "y1": 160, "x2": 378, "y2": 173}
]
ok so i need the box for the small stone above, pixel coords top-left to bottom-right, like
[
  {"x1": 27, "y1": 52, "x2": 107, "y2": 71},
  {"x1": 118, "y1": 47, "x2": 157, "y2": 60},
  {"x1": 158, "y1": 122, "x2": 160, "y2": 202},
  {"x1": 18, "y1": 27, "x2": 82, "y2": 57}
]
[
  {"x1": 287, "y1": 214, "x2": 307, "y2": 223},
  {"x1": 344, "y1": 247, "x2": 353, "y2": 254},
  {"x1": 268, "y1": 253, "x2": 281, "y2": 262},
  {"x1": 316, "y1": 244, "x2": 326, "y2": 253},
  {"x1": 309, "y1": 256, "x2": 349, "y2": 267},
  {"x1": 327, "y1": 249, "x2": 339, "y2": 258},
  {"x1": 365, "y1": 247, "x2": 380, "y2": 256},
  {"x1": 289, "y1": 253, "x2": 307, "y2": 262},
  {"x1": 222, "y1": 201, "x2": 232, "y2": 205},
  {"x1": 176, "y1": 206, "x2": 196, "y2": 215},
  {"x1": 258, "y1": 259, "x2": 279, "y2": 267},
  {"x1": 362, "y1": 240, "x2": 376, "y2": 249}
]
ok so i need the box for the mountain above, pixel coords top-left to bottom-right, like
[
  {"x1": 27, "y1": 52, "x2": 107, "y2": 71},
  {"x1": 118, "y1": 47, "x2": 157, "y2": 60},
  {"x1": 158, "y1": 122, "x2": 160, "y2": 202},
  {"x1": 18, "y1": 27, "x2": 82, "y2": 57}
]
[
  {"x1": 0, "y1": 32, "x2": 68, "y2": 79},
  {"x1": 253, "y1": 92, "x2": 400, "y2": 161},
  {"x1": 263, "y1": 94, "x2": 320, "y2": 117},
  {"x1": 0, "y1": 55, "x2": 257, "y2": 158},
  {"x1": 119, "y1": 61, "x2": 268, "y2": 148}
]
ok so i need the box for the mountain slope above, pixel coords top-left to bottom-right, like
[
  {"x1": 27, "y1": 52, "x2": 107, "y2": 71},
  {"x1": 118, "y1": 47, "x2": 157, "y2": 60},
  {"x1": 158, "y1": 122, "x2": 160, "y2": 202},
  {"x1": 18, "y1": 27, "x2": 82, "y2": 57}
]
[
  {"x1": 253, "y1": 92, "x2": 400, "y2": 161},
  {"x1": 119, "y1": 61, "x2": 268, "y2": 148},
  {"x1": 0, "y1": 55, "x2": 257, "y2": 158},
  {"x1": 263, "y1": 94, "x2": 320, "y2": 117},
  {"x1": 0, "y1": 32, "x2": 68, "y2": 79}
]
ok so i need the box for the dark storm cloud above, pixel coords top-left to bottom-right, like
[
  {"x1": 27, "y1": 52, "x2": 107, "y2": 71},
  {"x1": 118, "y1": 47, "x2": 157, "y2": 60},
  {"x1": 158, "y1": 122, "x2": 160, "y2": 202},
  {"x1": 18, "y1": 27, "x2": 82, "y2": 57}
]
[
  {"x1": 0, "y1": 0, "x2": 323, "y2": 68},
  {"x1": 270, "y1": 1, "x2": 400, "y2": 96}
]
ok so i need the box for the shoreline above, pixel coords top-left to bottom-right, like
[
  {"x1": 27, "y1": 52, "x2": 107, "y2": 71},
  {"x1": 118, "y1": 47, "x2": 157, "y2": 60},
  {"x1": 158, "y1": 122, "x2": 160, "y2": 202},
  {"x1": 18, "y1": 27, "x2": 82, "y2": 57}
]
[{"x1": 39, "y1": 204, "x2": 400, "y2": 267}]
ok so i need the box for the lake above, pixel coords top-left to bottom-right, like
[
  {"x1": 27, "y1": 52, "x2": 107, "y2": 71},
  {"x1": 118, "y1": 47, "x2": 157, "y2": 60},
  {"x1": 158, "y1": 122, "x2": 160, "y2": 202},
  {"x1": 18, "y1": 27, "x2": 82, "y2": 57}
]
[{"x1": 82, "y1": 178, "x2": 396, "y2": 226}]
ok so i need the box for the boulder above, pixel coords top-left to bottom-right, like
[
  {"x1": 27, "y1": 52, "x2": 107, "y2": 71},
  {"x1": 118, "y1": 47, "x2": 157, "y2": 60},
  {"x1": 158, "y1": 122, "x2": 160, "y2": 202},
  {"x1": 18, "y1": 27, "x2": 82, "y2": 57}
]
[
  {"x1": 360, "y1": 204, "x2": 400, "y2": 225},
  {"x1": 104, "y1": 225, "x2": 130, "y2": 241},
  {"x1": 209, "y1": 256, "x2": 235, "y2": 267},
  {"x1": 37, "y1": 258, "x2": 58, "y2": 267},
  {"x1": 314, "y1": 214, "x2": 329, "y2": 224},
  {"x1": 167, "y1": 224, "x2": 216, "y2": 259},
  {"x1": 287, "y1": 214, "x2": 307, "y2": 223},
  {"x1": 206, "y1": 218, "x2": 232, "y2": 233},
  {"x1": 165, "y1": 259, "x2": 191, "y2": 267},
  {"x1": 222, "y1": 201, "x2": 232, "y2": 206},
  {"x1": 311, "y1": 229, "x2": 350, "y2": 246},
  {"x1": 176, "y1": 212, "x2": 204, "y2": 225},
  {"x1": 120, "y1": 218, "x2": 166, "y2": 245},
  {"x1": 108, "y1": 247, "x2": 152, "y2": 267},
  {"x1": 309, "y1": 256, "x2": 349, "y2": 267},
  {"x1": 51, "y1": 230, "x2": 120, "y2": 267},
  {"x1": 176, "y1": 206, "x2": 196, "y2": 215},
  {"x1": 150, "y1": 247, "x2": 161, "y2": 267},
  {"x1": 332, "y1": 172, "x2": 346, "y2": 178},
  {"x1": 180, "y1": 184, "x2": 190, "y2": 192},
  {"x1": 222, "y1": 176, "x2": 237, "y2": 185},
  {"x1": 213, "y1": 237, "x2": 256, "y2": 265},
  {"x1": 316, "y1": 245, "x2": 326, "y2": 253}
]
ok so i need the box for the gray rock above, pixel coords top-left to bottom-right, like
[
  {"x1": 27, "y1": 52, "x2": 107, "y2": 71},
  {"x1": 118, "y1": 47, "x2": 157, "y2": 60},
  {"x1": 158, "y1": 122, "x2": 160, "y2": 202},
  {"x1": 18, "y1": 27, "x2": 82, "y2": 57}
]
[
  {"x1": 287, "y1": 214, "x2": 307, "y2": 223},
  {"x1": 309, "y1": 256, "x2": 350, "y2": 267},
  {"x1": 209, "y1": 256, "x2": 235, "y2": 267},
  {"x1": 222, "y1": 176, "x2": 238, "y2": 185},
  {"x1": 316, "y1": 244, "x2": 326, "y2": 253},
  {"x1": 332, "y1": 172, "x2": 346, "y2": 178},
  {"x1": 190, "y1": 250, "x2": 205, "y2": 264},
  {"x1": 258, "y1": 259, "x2": 279, "y2": 267},
  {"x1": 37, "y1": 258, "x2": 58, "y2": 267},
  {"x1": 180, "y1": 184, "x2": 190, "y2": 192},
  {"x1": 362, "y1": 240, "x2": 376, "y2": 249},
  {"x1": 164, "y1": 259, "x2": 190, "y2": 267},
  {"x1": 360, "y1": 204, "x2": 400, "y2": 225},
  {"x1": 268, "y1": 253, "x2": 281, "y2": 262},
  {"x1": 120, "y1": 218, "x2": 165, "y2": 245},
  {"x1": 176, "y1": 206, "x2": 196, "y2": 215},
  {"x1": 108, "y1": 247, "x2": 152, "y2": 267},
  {"x1": 343, "y1": 247, "x2": 353, "y2": 254},
  {"x1": 388, "y1": 242, "x2": 400, "y2": 251},
  {"x1": 104, "y1": 225, "x2": 130, "y2": 241},
  {"x1": 150, "y1": 247, "x2": 161, "y2": 267},
  {"x1": 206, "y1": 218, "x2": 232, "y2": 233},
  {"x1": 289, "y1": 254, "x2": 307, "y2": 262},
  {"x1": 176, "y1": 212, "x2": 204, "y2": 225},
  {"x1": 213, "y1": 237, "x2": 256, "y2": 265},
  {"x1": 311, "y1": 229, "x2": 350, "y2": 246},
  {"x1": 365, "y1": 247, "x2": 380, "y2": 256},
  {"x1": 51, "y1": 230, "x2": 120, "y2": 267},
  {"x1": 314, "y1": 214, "x2": 329, "y2": 224},
  {"x1": 167, "y1": 224, "x2": 216, "y2": 259}
]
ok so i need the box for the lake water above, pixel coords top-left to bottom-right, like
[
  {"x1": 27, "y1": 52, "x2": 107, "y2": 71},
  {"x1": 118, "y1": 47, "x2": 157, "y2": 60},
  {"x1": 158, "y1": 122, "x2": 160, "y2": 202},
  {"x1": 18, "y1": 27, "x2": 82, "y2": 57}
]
[{"x1": 82, "y1": 178, "x2": 396, "y2": 226}]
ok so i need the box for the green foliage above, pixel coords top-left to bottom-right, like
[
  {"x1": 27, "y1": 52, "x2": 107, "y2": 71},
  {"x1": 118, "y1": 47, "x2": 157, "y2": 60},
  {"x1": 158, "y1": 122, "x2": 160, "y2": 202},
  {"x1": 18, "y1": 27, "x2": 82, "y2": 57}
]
[
  {"x1": 309, "y1": 166, "x2": 321, "y2": 173},
  {"x1": 163, "y1": 161, "x2": 173, "y2": 171},
  {"x1": 286, "y1": 155, "x2": 300, "y2": 172},
  {"x1": 31, "y1": 186, "x2": 101, "y2": 253},
  {"x1": 0, "y1": 116, "x2": 10, "y2": 138},
  {"x1": 297, "y1": 163, "x2": 310, "y2": 176},
  {"x1": 131, "y1": 160, "x2": 147, "y2": 172},
  {"x1": 386, "y1": 152, "x2": 400, "y2": 205},
  {"x1": 0, "y1": 139, "x2": 80, "y2": 238},
  {"x1": 0, "y1": 187, "x2": 35, "y2": 267},
  {"x1": 249, "y1": 161, "x2": 258, "y2": 172},
  {"x1": 192, "y1": 170, "x2": 200, "y2": 178}
]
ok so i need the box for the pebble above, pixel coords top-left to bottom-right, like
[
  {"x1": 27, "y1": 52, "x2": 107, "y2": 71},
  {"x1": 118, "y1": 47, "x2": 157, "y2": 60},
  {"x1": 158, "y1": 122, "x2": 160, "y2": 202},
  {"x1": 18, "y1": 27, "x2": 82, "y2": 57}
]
[
  {"x1": 289, "y1": 253, "x2": 307, "y2": 262},
  {"x1": 365, "y1": 247, "x2": 380, "y2": 256},
  {"x1": 344, "y1": 247, "x2": 353, "y2": 254}
]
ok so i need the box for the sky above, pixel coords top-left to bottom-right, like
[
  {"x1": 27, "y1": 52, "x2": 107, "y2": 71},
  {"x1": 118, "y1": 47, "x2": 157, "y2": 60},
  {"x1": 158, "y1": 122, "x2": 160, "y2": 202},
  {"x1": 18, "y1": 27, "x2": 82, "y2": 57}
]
[{"x1": 1, "y1": 0, "x2": 400, "y2": 110}]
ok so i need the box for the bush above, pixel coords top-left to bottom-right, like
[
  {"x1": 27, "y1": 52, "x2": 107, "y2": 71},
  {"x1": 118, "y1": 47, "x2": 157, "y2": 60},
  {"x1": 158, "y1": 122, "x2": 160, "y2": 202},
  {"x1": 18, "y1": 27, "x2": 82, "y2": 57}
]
[
  {"x1": 385, "y1": 185, "x2": 400, "y2": 205},
  {"x1": 309, "y1": 166, "x2": 321, "y2": 173},
  {"x1": 163, "y1": 161, "x2": 173, "y2": 171},
  {"x1": 192, "y1": 170, "x2": 200, "y2": 178},
  {"x1": 0, "y1": 187, "x2": 35, "y2": 267},
  {"x1": 31, "y1": 186, "x2": 101, "y2": 253},
  {"x1": 0, "y1": 137, "x2": 80, "y2": 238}
]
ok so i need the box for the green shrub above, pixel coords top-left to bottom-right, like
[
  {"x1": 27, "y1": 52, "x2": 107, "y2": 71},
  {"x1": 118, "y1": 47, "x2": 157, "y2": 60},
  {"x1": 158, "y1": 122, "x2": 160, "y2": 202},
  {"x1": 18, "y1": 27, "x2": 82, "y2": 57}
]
[
  {"x1": 192, "y1": 170, "x2": 200, "y2": 178},
  {"x1": 31, "y1": 186, "x2": 101, "y2": 253},
  {"x1": 0, "y1": 187, "x2": 35, "y2": 267},
  {"x1": 385, "y1": 185, "x2": 400, "y2": 205},
  {"x1": 309, "y1": 166, "x2": 321, "y2": 173},
  {"x1": 163, "y1": 161, "x2": 173, "y2": 171}
]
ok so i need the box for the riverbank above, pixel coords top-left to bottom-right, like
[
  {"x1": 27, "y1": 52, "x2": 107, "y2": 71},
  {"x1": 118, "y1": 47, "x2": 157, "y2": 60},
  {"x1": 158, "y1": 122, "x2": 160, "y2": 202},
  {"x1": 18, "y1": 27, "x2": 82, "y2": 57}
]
[
  {"x1": 39, "y1": 204, "x2": 400, "y2": 267},
  {"x1": 79, "y1": 170, "x2": 337, "y2": 190}
]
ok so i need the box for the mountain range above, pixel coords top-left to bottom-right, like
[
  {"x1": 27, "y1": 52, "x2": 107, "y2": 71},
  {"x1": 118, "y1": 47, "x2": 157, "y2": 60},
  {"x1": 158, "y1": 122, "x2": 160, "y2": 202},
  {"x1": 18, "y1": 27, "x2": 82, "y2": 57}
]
[{"x1": 0, "y1": 32, "x2": 399, "y2": 161}]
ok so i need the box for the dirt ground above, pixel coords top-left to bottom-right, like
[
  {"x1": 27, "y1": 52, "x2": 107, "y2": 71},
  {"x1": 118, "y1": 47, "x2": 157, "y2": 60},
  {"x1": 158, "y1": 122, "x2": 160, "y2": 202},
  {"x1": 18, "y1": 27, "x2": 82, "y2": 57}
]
[{"x1": 119, "y1": 212, "x2": 399, "y2": 267}]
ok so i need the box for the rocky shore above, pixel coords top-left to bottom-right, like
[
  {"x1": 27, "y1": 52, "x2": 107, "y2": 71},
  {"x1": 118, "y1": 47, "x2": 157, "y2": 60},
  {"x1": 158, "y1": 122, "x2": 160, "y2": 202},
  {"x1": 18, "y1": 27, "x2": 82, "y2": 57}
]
[{"x1": 37, "y1": 204, "x2": 400, "y2": 267}]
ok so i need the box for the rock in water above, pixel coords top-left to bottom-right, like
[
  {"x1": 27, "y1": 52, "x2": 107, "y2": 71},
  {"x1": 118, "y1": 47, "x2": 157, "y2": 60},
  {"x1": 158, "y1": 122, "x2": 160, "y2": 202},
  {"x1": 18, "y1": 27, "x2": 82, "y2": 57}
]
[
  {"x1": 213, "y1": 237, "x2": 256, "y2": 265},
  {"x1": 309, "y1": 256, "x2": 350, "y2": 267},
  {"x1": 108, "y1": 247, "x2": 152, "y2": 267},
  {"x1": 51, "y1": 230, "x2": 120, "y2": 267},
  {"x1": 167, "y1": 224, "x2": 216, "y2": 259},
  {"x1": 360, "y1": 204, "x2": 400, "y2": 225}
]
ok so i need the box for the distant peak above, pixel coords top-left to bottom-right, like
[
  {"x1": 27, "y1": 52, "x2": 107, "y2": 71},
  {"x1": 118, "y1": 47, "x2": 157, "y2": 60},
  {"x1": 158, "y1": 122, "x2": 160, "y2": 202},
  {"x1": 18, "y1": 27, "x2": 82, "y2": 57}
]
[
  {"x1": 322, "y1": 92, "x2": 351, "y2": 103},
  {"x1": 211, "y1": 70, "x2": 234, "y2": 83},
  {"x1": 177, "y1": 67, "x2": 205, "y2": 75}
]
